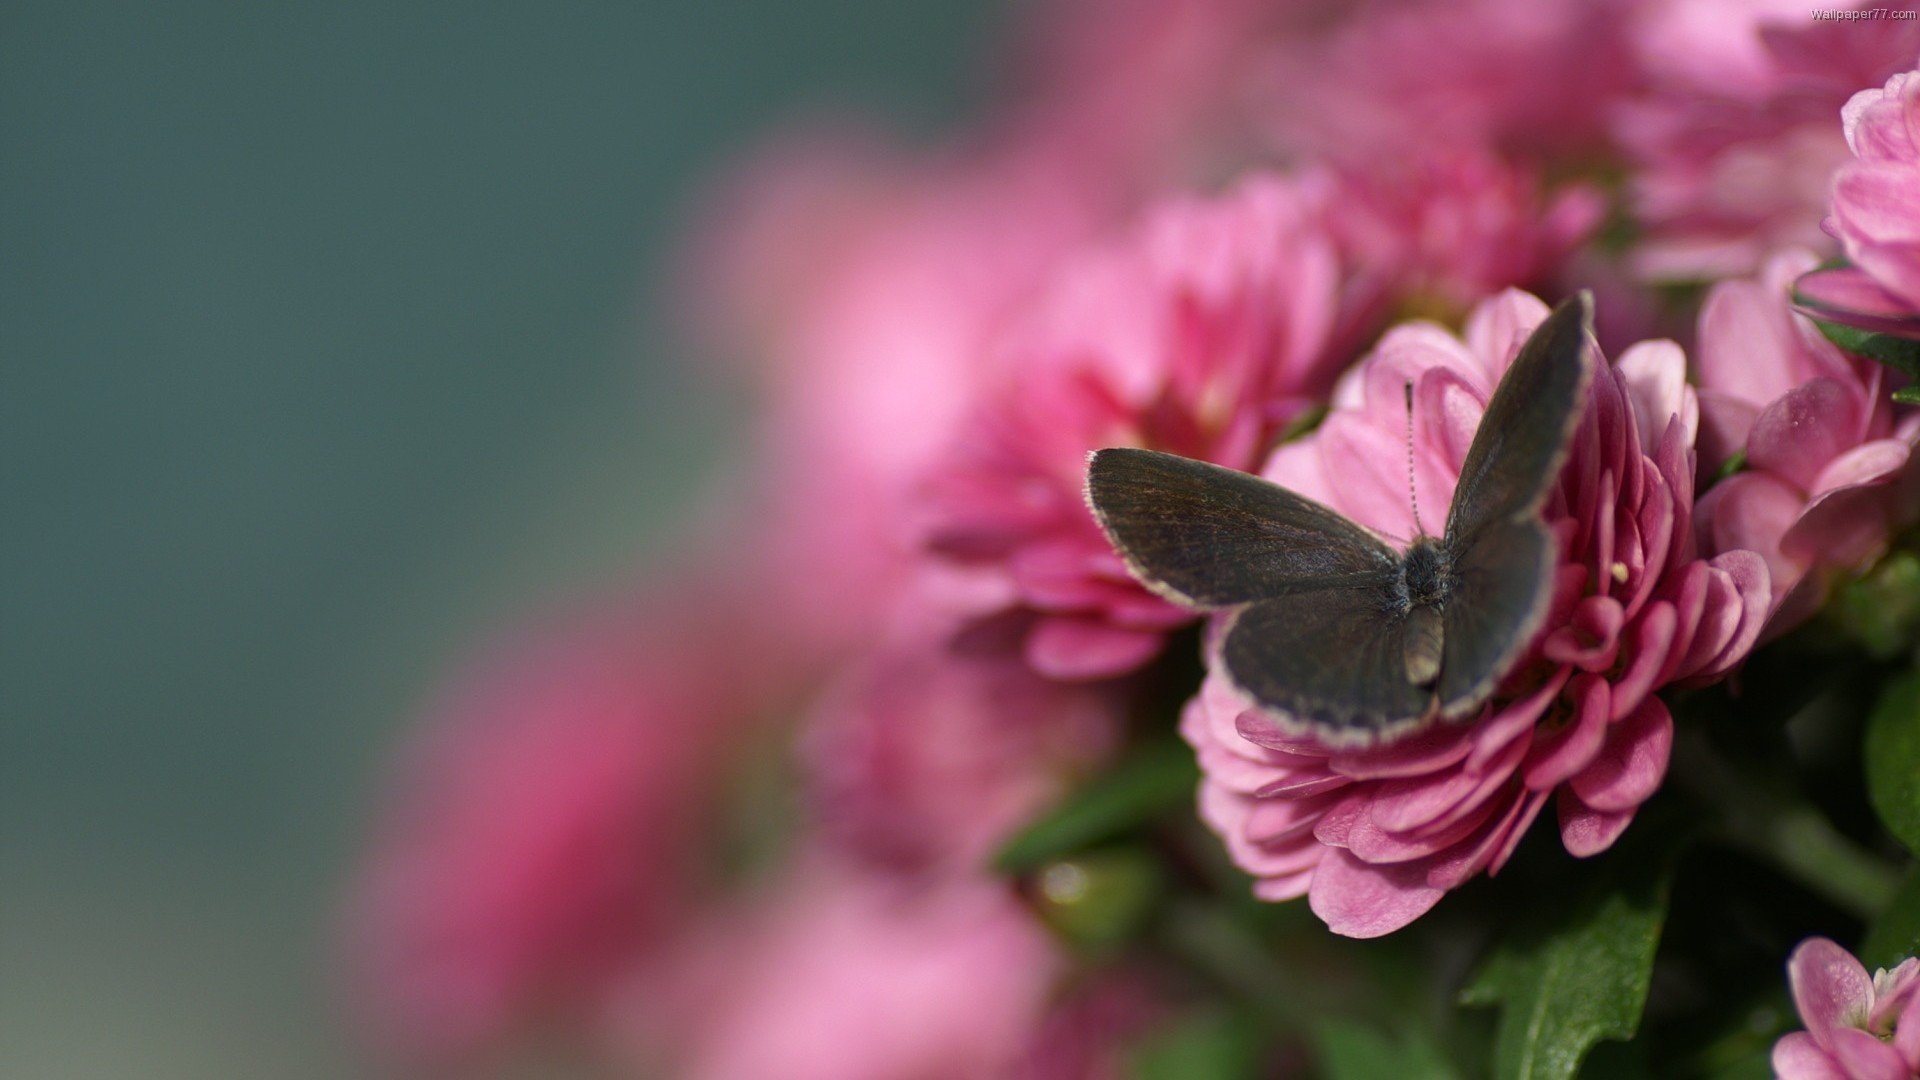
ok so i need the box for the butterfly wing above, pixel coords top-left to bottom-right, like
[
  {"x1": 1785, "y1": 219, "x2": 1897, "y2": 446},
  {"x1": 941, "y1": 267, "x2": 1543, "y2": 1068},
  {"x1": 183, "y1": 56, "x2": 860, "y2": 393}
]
[
  {"x1": 1086, "y1": 448, "x2": 1401, "y2": 608},
  {"x1": 1437, "y1": 293, "x2": 1594, "y2": 713},
  {"x1": 1223, "y1": 594, "x2": 1435, "y2": 742}
]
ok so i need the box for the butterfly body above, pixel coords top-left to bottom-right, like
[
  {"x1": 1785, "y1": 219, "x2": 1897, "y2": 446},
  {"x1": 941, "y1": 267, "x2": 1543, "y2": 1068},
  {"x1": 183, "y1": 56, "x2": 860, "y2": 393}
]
[
  {"x1": 1086, "y1": 294, "x2": 1594, "y2": 746},
  {"x1": 1397, "y1": 537, "x2": 1449, "y2": 688}
]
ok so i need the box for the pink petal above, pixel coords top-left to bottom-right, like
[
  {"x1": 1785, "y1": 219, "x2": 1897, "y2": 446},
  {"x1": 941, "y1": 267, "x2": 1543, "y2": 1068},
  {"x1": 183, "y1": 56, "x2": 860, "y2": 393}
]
[
  {"x1": 1837, "y1": 163, "x2": 1920, "y2": 244},
  {"x1": 1609, "y1": 602, "x2": 1676, "y2": 721},
  {"x1": 1695, "y1": 471, "x2": 1804, "y2": 600},
  {"x1": 1251, "y1": 868, "x2": 1316, "y2": 902},
  {"x1": 1307, "y1": 848, "x2": 1447, "y2": 939},
  {"x1": 1895, "y1": 986, "x2": 1920, "y2": 1067},
  {"x1": 1567, "y1": 698, "x2": 1672, "y2": 813},
  {"x1": 1465, "y1": 671, "x2": 1568, "y2": 772},
  {"x1": 1555, "y1": 789, "x2": 1637, "y2": 857},
  {"x1": 1771, "y1": 1032, "x2": 1847, "y2": 1080},
  {"x1": 1616, "y1": 339, "x2": 1696, "y2": 455},
  {"x1": 1328, "y1": 725, "x2": 1474, "y2": 780},
  {"x1": 1700, "y1": 276, "x2": 1799, "y2": 411},
  {"x1": 1025, "y1": 617, "x2": 1162, "y2": 679},
  {"x1": 1795, "y1": 264, "x2": 1920, "y2": 339},
  {"x1": 1522, "y1": 675, "x2": 1611, "y2": 791},
  {"x1": 1746, "y1": 379, "x2": 1863, "y2": 493},
  {"x1": 1369, "y1": 734, "x2": 1527, "y2": 836},
  {"x1": 1829, "y1": 1026, "x2": 1909, "y2": 1080},
  {"x1": 1810, "y1": 438, "x2": 1913, "y2": 499},
  {"x1": 1542, "y1": 596, "x2": 1625, "y2": 671},
  {"x1": 1789, "y1": 937, "x2": 1875, "y2": 1047}
]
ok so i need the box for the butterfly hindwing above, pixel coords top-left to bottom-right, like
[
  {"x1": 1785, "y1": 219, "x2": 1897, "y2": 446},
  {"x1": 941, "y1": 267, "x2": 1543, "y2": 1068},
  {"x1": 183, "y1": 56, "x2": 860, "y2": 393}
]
[
  {"x1": 1222, "y1": 592, "x2": 1435, "y2": 739},
  {"x1": 1086, "y1": 448, "x2": 1401, "y2": 608}
]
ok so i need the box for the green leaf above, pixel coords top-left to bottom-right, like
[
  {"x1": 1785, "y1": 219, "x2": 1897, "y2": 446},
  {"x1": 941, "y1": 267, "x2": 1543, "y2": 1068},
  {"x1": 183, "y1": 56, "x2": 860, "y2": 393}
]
[
  {"x1": 1832, "y1": 552, "x2": 1920, "y2": 659},
  {"x1": 1867, "y1": 670, "x2": 1920, "y2": 858},
  {"x1": 1863, "y1": 867, "x2": 1920, "y2": 969},
  {"x1": 1028, "y1": 847, "x2": 1164, "y2": 949},
  {"x1": 1312, "y1": 1019, "x2": 1459, "y2": 1080},
  {"x1": 1811, "y1": 316, "x2": 1920, "y2": 385},
  {"x1": 994, "y1": 741, "x2": 1197, "y2": 873},
  {"x1": 1460, "y1": 839, "x2": 1676, "y2": 1080},
  {"x1": 1127, "y1": 1009, "x2": 1261, "y2": 1080}
]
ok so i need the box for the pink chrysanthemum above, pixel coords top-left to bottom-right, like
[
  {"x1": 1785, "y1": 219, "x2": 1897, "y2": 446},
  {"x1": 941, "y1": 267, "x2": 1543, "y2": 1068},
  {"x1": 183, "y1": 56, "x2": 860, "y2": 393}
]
[
  {"x1": 1695, "y1": 250, "x2": 1920, "y2": 632},
  {"x1": 1804, "y1": 68, "x2": 1920, "y2": 337},
  {"x1": 1182, "y1": 290, "x2": 1770, "y2": 937},
  {"x1": 1260, "y1": 0, "x2": 1635, "y2": 165},
  {"x1": 917, "y1": 173, "x2": 1358, "y2": 680},
  {"x1": 341, "y1": 602, "x2": 753, "y2": 1070},
  {"x1": 615, "y1": 852, "x2": 1155, "y2": 1080},
  {"x1": 1774, "y1": 937, "x2": 1920, "y2": 1079},
  {"x1": 1619, "y1": 0, "x2": 1920, "y2": 280}
]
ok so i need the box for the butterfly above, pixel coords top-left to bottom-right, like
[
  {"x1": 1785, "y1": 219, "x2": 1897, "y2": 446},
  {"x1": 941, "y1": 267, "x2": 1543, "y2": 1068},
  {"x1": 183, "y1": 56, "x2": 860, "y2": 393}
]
[{"x1": 1084, "y1": 292, "x2": 1595, "y2": 746}]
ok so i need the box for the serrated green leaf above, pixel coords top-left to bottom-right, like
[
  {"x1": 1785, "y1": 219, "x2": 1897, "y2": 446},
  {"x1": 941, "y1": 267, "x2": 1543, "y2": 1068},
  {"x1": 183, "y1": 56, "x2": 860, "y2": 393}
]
[
  {"x1": 994, "y1": 741, "x2": 1197, "y2": 873},
  {"x1": 1312, "y1": 1019, "x2": 1458, "y2": 1080},
  {"x1": 1867, "y1": 670, "x2": 1920, "y2": 858},
  {"x1": 1460, "y1": 841, "x2": 1675, "y2": 1080},
  {"x1": 1127, "y1": 1010, "x2": 1260, "y2": 1080}
]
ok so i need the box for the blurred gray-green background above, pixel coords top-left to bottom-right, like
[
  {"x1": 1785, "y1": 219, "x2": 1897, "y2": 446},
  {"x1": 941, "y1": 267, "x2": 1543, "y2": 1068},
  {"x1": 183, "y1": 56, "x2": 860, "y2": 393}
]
[{"x1": 0, "y1": 4, "x2": 985, "y2": 1074}]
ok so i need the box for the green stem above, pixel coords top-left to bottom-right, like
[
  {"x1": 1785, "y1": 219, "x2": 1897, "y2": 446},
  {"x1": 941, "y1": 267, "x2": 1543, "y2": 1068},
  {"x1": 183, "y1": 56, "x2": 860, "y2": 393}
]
[
  {"x1": 1735, "y1": 803, "x2": 1900, "y2": 919},
  {"x1": 1159, "y1": 901, "x2": 1314, "y2": 1028},
  {"x1": 1675, "y1": 733, "x2": 1899, "y2": 919}
]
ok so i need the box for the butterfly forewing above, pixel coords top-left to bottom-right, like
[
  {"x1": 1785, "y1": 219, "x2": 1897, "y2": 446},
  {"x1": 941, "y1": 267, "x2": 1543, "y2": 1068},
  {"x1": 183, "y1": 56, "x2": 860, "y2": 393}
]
[
  {"x1": 1435, "y1": 293, "x2": 1592, "y2": 715},
  {"x1": 1223, "y1": 593, "x2": 1434, "y2": 738},
  {"x1": 1443, "y1": 293, "x2": 1595, "y2": 544},
  {"x1": 1087, "y1": 448, "x2": 1401, "y2": 608},
  {"x1": 1436, "y1": 517, "x2": 1556, "y2": 714}
]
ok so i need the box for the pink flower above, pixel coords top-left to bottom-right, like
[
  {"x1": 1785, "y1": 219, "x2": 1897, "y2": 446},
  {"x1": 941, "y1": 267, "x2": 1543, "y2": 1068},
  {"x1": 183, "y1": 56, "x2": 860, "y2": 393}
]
[
  {"x1": 731, "y1": 138, "x2": 1130, "y2": 657},
  {"x1": 917, "y1": 173, "x2": 1357, "y2": 680},
  {"x1": 1182, "y1": 290, "x2": 1770, "y2": 937},
  {"x1": 803, "y1": 631, "x2": 1124, "y2": 873},
  {"x1": 615, "y1": 852, "x2": 1155, "y2": 1080},
  {"x1": 340, "y1": 601, "x2": 752, "y2": 1071},
  {"x1": 1695, "y1": 250, "x2": 1920, "y2": 632},
  {"x1": 1774, "y1": 937, "x2": 1920, "y2": 1079},
  {"x1": 1824, "y1": 68, "x2": 1920, "y2": 327},
  {"x1": 1260, "y1": 0, "x2": 1636, "y2": 165},
  {"x1": 1619, "y1": 0, "x2": 1920, "y2": 279},
  {"x1": 1315, "y1": 151, "x2": 1606, "y2": 316}
]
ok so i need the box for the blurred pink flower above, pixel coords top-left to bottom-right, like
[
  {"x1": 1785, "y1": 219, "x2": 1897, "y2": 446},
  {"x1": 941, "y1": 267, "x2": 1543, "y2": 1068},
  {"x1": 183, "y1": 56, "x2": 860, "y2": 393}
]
[
  {"x1": 1260, "y1": 0, "x2": 1636, "y2": 165},
  {"x1": 803, "y1": 631, "x2": 1124, "y2": 873},
  {"x1": 616, "y1": 852, "x2": 1155, "y2": 1080},
  {"x1": 1774, "y1": 937, "x2": 1920, "y2": 1079},
  {"x1": 1182, "y1": 290, "x2": 1770, "y2": 937},
  {"x1": 917, "y1": 173, "x2": 1356, "y2": 680},
  {"x1": 1316, "y1": 151, "x2": 1606, "y2": 316},
  {"x1": 1826, "y1": 68, "x2": 1920, "y2": 324},
  {"x1": 1619, "y1": 0, "x2": 1920, "y2": 279},
  {"x1": 727, "y1": 137, "x2": 1130, "y2": 657},
  {"x1": 341, "y1": 599, "x2": 753, "y2": 1071},
  {"x1": 1694, "y1": 250, "x2": 1920, "y2": 632}
]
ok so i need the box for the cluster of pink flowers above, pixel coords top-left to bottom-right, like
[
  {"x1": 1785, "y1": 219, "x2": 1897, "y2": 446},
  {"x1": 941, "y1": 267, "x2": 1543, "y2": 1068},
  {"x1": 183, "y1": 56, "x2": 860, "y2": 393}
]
[
  {"x1": 1186, "y1": 290, "x2": 1770, "y2": 936},
  {"x1": 341, "y1": 1, "x2": 1920, "y2": 1074}
]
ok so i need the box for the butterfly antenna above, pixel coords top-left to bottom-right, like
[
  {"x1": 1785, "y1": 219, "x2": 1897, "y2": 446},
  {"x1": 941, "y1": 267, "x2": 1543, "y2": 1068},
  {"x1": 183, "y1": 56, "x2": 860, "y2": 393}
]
[{"x1": 1404, "y1": 381, "x2": 1426, "y2": 537}]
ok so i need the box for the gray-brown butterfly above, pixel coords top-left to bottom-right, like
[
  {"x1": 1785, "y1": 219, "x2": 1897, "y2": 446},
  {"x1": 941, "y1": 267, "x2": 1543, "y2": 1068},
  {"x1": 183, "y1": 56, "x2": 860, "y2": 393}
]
[{"x1": 1084, "y1": 292, "x2": 1595, "y2": 746}]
